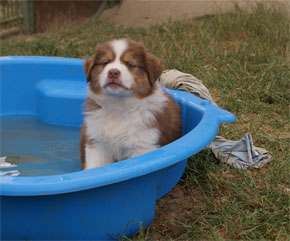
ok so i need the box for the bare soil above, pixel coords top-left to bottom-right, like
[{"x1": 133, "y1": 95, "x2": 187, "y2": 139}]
[
  {"x1": 100, "y1": 0, "x2": 289, "y2": 27},
  {"x1": 147, "y1": 185, "x2": 205, "y2": 239}
]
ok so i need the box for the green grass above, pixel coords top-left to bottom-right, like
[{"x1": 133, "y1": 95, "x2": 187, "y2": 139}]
[{"x1": 1, "y1": 3, "x2": 289, "y2": 240}]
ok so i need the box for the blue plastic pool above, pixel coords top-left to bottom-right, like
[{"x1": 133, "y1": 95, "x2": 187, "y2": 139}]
[{"x1": 0, "y1": 56, "x2": 235, "y2": 240}]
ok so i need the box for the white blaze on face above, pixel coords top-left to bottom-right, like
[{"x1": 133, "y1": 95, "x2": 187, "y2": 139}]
[{"x1": 99, "y1": 39, "x2": 134, "y2": 96}]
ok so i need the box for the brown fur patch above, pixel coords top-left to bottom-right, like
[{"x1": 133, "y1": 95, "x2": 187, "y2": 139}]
[
  {"x1": 79, "y1": 122, "x2": 87, "y2": 169},
  {"x1": 154, "y1": 92, "x2": 182, "y2": 146},
  {"x1": 121, "y1": 53, "x2": 135, "y2": 65},
  {"x1": 120, "y1": 40, "x2": 163, "y2": 98},
  {"x1": 83, "y1": 43, "x2": 116, "y2": 94},
  {"x1": 145, "y1": 52, "x2": 163, "y2": 86},
  {"x1": 88, "y1": 65, "x2": 105, "y2": 94},
  {"x1": 85, "y1": 97, "x2": 101, "y2": 112}
]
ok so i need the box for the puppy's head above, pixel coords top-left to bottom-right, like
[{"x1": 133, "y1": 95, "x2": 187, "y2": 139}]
[{"x1": 84, "y1": 39, "x2": 163, "y2": 98}]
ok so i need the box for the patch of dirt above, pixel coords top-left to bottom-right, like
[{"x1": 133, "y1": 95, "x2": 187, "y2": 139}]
[
  {"x1": 100, "y1": 0, "x2": 289, "y2": 27},
  {"x1": 147, "y1": 185, "x2": 205, "y2": 239}
]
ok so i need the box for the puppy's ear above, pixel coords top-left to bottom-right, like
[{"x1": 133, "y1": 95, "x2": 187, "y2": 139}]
[
  {"x1": 145, "y1": 53, "x2": 163, "y2": 86},
  {"x1": 83, "y1": 56, "x2": 95, "y2": 83}
]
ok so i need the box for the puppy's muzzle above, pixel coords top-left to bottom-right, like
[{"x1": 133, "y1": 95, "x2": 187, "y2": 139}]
[{"x1": 105, "y1": 68, "x2": 128, "y2": 89}]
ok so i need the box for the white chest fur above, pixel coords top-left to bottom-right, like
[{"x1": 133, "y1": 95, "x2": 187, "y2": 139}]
[{"x1": 84, "y1": 84, "x2": 169, "y2": 168}]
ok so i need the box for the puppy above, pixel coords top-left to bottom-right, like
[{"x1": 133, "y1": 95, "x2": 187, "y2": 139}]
[{"x1": 80, "y1": 39, "x2": 182, "y2": 169}]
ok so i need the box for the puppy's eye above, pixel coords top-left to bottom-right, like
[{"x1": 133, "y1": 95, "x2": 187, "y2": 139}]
[
  {"x1": 103, "y1": 61, "x2": 110, "y2": 65},
  {"x1": 126, "y1": 63, "x2": 133, "y2": 67}
]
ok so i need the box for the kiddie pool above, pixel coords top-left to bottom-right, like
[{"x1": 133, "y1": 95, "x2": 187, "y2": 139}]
[{"x1": 0, "y1": 56, "x2": 235, "y2": 240}]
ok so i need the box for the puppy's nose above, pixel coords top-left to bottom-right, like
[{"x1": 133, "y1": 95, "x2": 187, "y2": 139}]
[{"x1": 108, "y1": 69, "x2": 120, "y2": 81}]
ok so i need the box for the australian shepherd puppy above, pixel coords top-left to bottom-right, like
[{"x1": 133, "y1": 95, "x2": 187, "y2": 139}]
[{"x1": 80, "y1": 39, "x2": 182, "y2": 169}]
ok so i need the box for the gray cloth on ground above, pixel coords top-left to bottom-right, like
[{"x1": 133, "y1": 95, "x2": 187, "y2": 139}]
[
  {"x1": 158, "y1": 69, "x2": 273, "y2": 169},
  {"x1": 208, "y1": 134, "x2": 273, "y2": 169}
]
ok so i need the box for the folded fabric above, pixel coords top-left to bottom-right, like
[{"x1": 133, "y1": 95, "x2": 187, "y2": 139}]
[
  {"x1": 208, "y1": 133, "x2": 273, "y2": 169},
  {"x1": 158, "y1": 69, "x2": 273, "y2": 169},
  {"x1": 158, "y1": 69, "x2": 217, "y2": 105}
]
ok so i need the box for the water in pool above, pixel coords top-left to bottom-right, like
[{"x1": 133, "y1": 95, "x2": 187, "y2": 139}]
[{"x1": 0, "y1": 115, "x2": 82, "y2": 176}]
